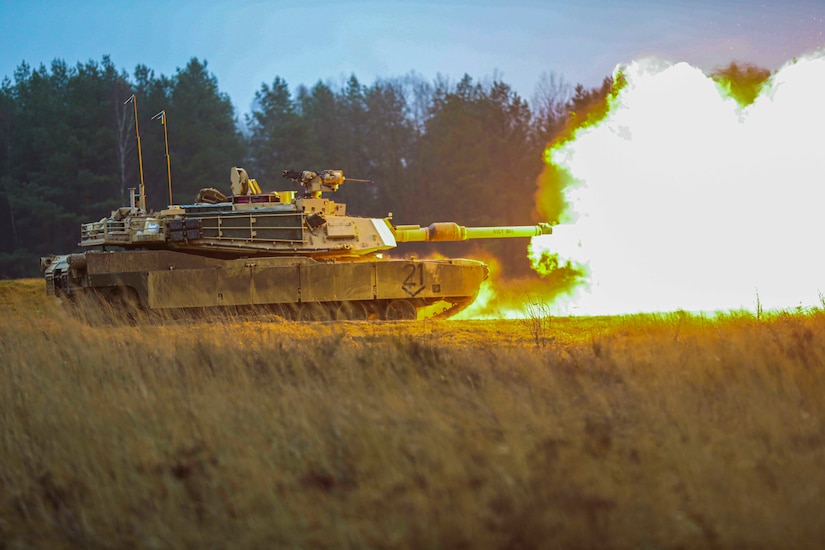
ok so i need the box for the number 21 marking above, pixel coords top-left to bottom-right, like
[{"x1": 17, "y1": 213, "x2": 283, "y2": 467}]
[{"x1": 402, "y1": 263, "x2": 425, "y2": 297}]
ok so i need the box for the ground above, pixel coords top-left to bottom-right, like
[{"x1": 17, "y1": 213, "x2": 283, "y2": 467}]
[{"x1": 1, "y1": 279, "x2": 824, "y2": 548}]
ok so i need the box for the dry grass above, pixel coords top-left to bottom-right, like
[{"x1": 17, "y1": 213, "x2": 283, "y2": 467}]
[{"x1": 1, "y1": 279, "x2": 824, "y2": 549}]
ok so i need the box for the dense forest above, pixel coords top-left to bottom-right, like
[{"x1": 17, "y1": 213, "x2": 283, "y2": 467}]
[{"x1": 0, "y1": 55, "x2": 614, "y2": 278}]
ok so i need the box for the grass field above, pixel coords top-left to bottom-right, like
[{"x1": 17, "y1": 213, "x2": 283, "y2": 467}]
[{"x1": 1, "y1": 278, "x2": 824, "y2": 549}]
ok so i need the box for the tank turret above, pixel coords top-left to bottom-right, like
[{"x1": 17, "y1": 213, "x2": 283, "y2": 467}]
[
  {"x1": 42, "y1": 168, "x2": 554, "y2": 321},
  {"x1": 72, "y1": 167, "x2": 551, "y2": 258}
]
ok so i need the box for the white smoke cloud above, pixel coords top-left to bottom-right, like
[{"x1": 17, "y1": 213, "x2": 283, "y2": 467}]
[{"x1": 532, "y1": 51, "x2": 825, "y2": 315}]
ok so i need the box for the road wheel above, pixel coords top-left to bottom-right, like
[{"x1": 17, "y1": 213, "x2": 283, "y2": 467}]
[
  {"x1": 335, "y1": 301, "x2": 369, "y2": 321},
  {"x1": 109, "y1": 286, "x2": 145, "y2": 324},
  {"x1": 80, "y1": 286, "x2": 143, "y2": 325},
  {"x1": 298, "y1": 302, "x2": 332, "y2": 322},
  {"x1": 385, "y1": 300, "x2": 417, "y2": 320},
  {"x1": 268, "y1": 303, "x2": 297, "y2": 321}
]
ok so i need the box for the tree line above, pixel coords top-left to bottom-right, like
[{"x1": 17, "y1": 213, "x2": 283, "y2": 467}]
[{"x1": 0, "y1": 55, "x2": 613, "y2": 278}]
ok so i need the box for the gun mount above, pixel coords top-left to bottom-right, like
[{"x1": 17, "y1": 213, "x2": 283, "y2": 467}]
[
  {"x1": 42, "y1": 167, "x2": 553, "y2": 321},
  {"x1": 282, "y1": 169, "x2": 374, "y2": 197}
]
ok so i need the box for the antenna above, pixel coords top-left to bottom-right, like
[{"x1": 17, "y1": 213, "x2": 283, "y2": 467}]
[
  {"x1": 152, "y1": 110, "x2": 173, "y2": 205},
  {"x1": 124, "y1": 94, "x2": 146, "y2": 211}
]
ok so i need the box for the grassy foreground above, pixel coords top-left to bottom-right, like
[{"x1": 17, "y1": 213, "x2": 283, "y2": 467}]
[{"x1": 1, "y1": 279, "x2": 824, "y2": 549}]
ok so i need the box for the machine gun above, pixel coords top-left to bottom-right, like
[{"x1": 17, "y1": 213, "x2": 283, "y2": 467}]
[{"x1": 282, "y1": 169, "x2": 374, "y2": 197}]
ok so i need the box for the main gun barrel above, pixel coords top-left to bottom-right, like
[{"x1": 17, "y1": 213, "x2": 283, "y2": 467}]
[{"x1": 394, "y1": 222, "x2": 552, "y2": 243}]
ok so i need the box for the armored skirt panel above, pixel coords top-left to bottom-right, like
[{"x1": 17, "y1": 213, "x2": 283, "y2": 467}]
[{"x1": 78, "y1": 250, "x2": 486, "y2": 310}]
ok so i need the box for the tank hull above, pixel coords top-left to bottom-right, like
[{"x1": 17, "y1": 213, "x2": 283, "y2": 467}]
[{"x1": 42, "y1": 250, "x2": 487, "y2": 321}]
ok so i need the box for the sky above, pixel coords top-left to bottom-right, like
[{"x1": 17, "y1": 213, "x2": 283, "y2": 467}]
[{"x1": 1, "y1": 0, "x2": 824, "y2": 116}]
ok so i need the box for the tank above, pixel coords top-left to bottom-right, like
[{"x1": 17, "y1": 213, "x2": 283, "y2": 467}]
[{"x1": 41, "y1": 168, "x2": 552, "y2": 321}]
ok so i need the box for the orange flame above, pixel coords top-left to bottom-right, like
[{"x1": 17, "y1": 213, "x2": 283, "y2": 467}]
[{"x1": 454, "y1": 253, "x2": 585, "y2": 319}]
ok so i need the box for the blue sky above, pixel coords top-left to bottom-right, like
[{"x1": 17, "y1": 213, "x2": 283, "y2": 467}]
[{"x1": 1, "y1": 0, "x2": 823, "y2": 115}]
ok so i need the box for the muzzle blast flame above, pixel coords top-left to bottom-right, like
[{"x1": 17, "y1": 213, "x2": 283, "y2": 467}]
[{"x1": 531, "y1": 52, "x2": 825, "y2": 315}]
